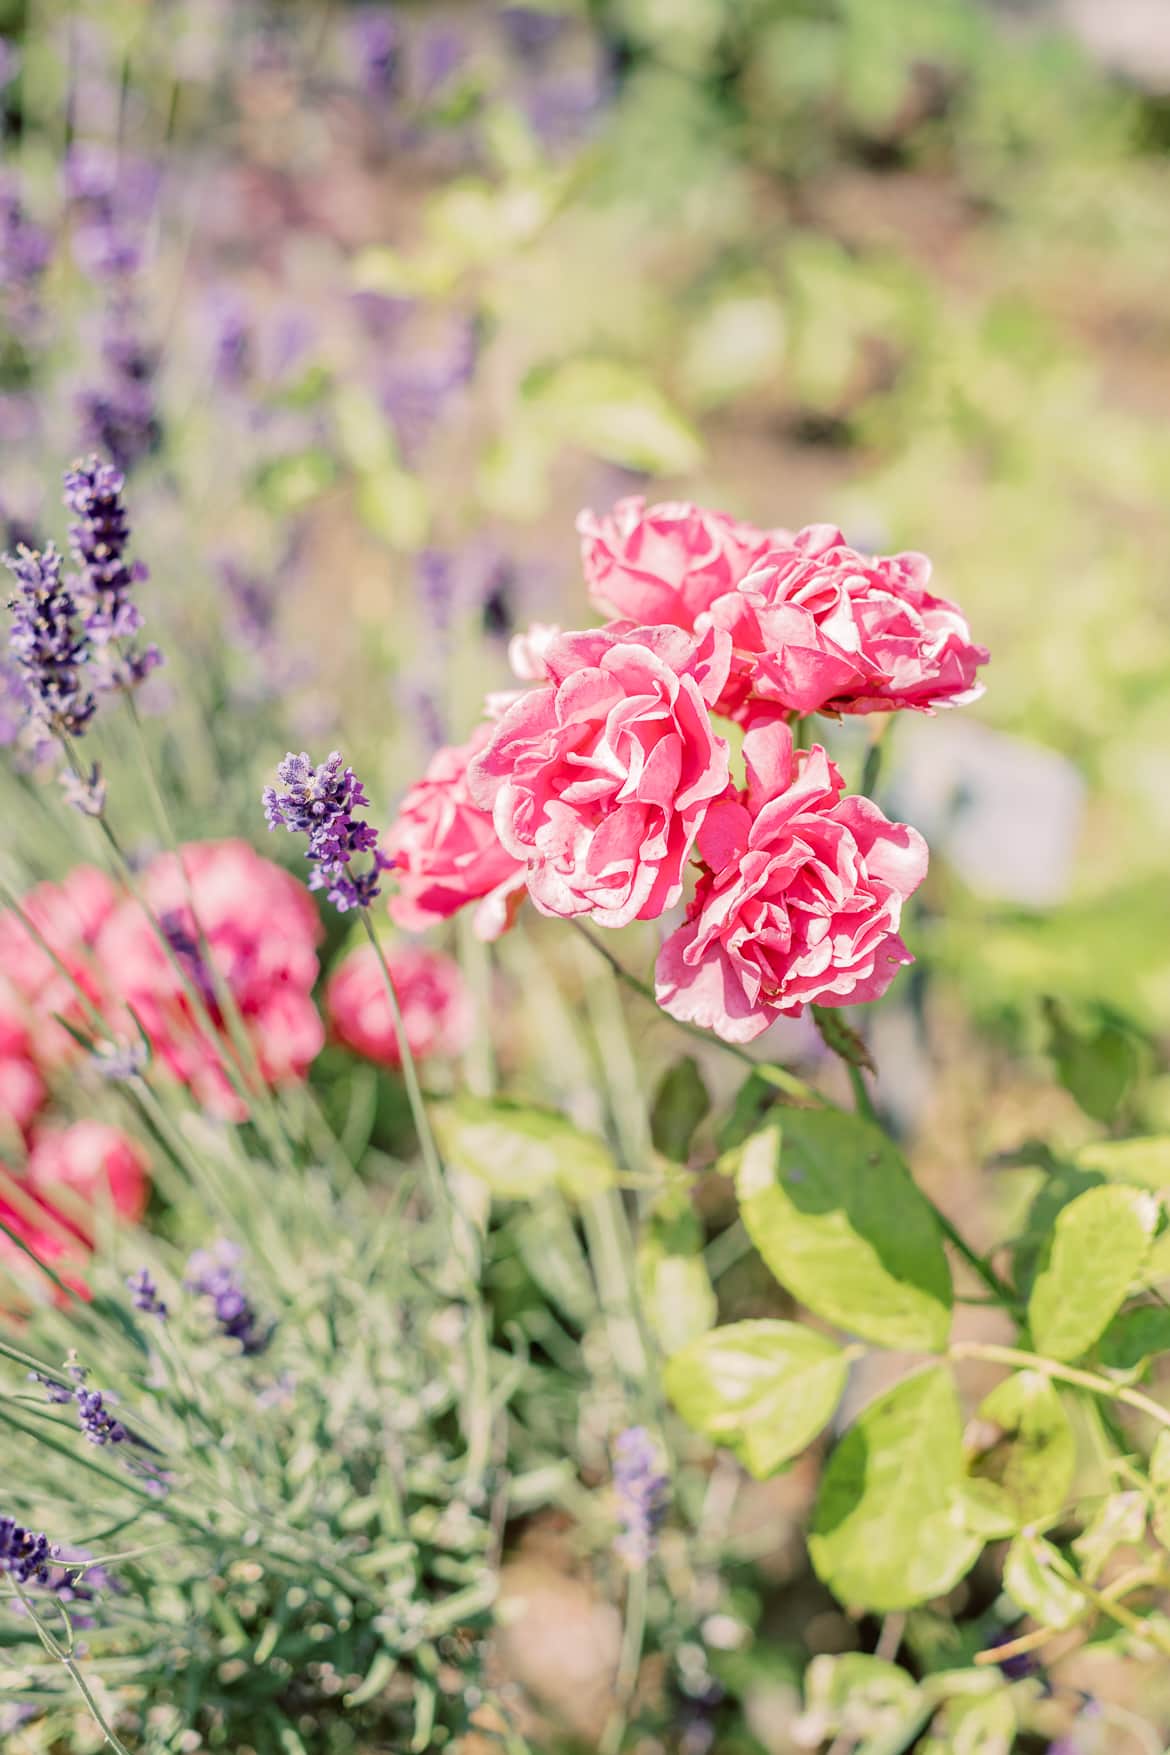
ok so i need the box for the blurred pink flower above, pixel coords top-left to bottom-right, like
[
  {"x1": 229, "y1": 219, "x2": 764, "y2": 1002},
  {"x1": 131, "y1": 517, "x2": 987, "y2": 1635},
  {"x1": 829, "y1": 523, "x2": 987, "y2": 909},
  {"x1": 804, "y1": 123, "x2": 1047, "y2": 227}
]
[
  {"x1": 578, "y1": 496, "x2": 784, "y2": 632},
  {"x1": 326, "y1": 940, "x2": 471, "y2": 1069},
  {"x1": 0, "y1": 1007, "x2": 46, "y2": 1140},
  {"x1": 95, "y1": 839, "x2": 324, "y2": 1115},
  {"x1": 25, "y1": 1119, "x2": 148, "y2": 1236},
  {"x1": 656, "y1": 718, "x2": 928, "y2": 1042},
  {"x1": 703, "y1": 525, "x2": 988, "y2": 718},
  {"x1": 386, "y1": 723, "x2": 526, "y2": 940},
  {"x1": 469, "y1": 623, "x2": 732, "y2": 929},
  {"x1": 0, "y1": 867, "x2": 118, "y2": 1068}
]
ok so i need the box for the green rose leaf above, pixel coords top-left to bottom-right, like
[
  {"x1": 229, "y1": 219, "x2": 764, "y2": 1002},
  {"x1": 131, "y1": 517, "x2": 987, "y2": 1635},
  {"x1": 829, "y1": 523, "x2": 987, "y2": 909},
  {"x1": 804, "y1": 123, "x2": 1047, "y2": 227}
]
[
  {"x1": 639, "y1": 1248, "x2": 717, "y2": 1357},
  {"x1": 650, "y1": 1058, "x2": 711, "y2": 1163},
  {"x1": 664, "y1": 1319, "x2": 850, "y2": 1478},
  {"x1": 1098, "y1": 1305, "x2": 1170, "y2": 1373},
  {"x1": 431, "y1": 1096, "x2": 617, "y2": 1202},
  {"x1": 810, "y1": 1365, "x2": 982, "y2": 1611},
  {"x1": 927, "y1": 1690, "x2": 1016, "y2": 1755},
  {"x1": 971, "y1": 1371, "x2": 1075, "y2": 1529},
  {"x1": 736, "y1": 1114, "x2": 952, "y2": 1351},
  {"x1": 1073, "y1": 1136, "x2": 1170, "y2": 1189},
  {"x1": 1002, "y1": 1534, "x2": 1084, "y2": 1630},
  {"x1": 1072, "y1": 1491, "x2": 1146, "y2": 1584},
  {"x1": 1027, "y1": 1184, "x2": 1157, "y2": 1362}
]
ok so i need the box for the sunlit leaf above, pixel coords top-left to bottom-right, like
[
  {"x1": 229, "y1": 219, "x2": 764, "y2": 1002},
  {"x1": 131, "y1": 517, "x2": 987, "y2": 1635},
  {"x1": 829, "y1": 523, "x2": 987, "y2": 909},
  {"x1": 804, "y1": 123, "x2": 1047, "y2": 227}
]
[
  {"x1": 737, "y1": 1114, "x2": 952, "y2": 1350},
  {"x1": 1028, "y1": 1184, "x2": 1156, "y2": 1361},
  {"x1": 971, "y1": 1370, "x2": 1075, "y2": 1528},
  {"x1": 810, "y1": 1366, "x2": 982, "y2": 1611},
  {"x1": 431, "y1": 1096, "x2": 617, "y2": 1202},
  {"x1": 1002, "y1": 1533, "x2": 1083, "y2": 1630},
  {"x1": 665, "y1": 1319, "x2": 850, "y2": 1477}
]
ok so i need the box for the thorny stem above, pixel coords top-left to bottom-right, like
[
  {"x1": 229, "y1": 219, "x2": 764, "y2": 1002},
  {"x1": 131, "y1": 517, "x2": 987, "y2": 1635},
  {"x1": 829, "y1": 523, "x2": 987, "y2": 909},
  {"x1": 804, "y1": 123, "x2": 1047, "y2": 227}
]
[{"x1": 359, "y1": 910, "x2": 493, "y2": 1496}]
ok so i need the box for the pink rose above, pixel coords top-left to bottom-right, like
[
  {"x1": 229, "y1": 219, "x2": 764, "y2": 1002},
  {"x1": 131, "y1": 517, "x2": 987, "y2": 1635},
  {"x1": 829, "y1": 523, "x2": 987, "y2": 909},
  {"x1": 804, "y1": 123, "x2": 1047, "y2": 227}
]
[
  {"x1": 0, "y1": 1007, "x2": 46, "y2": 1139},
  {"x1": 95, "y1": 839, "x2": 324, "y2": 1114},
  {"x1": 25, "y1": 1120, "x2": 149, "y2": 1238},
  {"x1": 385, "y1": 723, "x2": 527, "y2": 941},
  {"x1": 469, "y1": 623, "x2": 732, "y2": 929},
  {"x1": 326, "y1": 941, "x2": 471, "y2": 1069},
  {"x1": 656, "y1": 718, "x2": 928, "y2": 1042},
  {"x1": 703, "y1": 525, "x2": 988, "y2": 718},
  {"x1": 0, "y1": 867, "x2": 118, "y2": 1068},
  {"x1": 578, "y1": 496, "x2": 785, "y2": 631}
]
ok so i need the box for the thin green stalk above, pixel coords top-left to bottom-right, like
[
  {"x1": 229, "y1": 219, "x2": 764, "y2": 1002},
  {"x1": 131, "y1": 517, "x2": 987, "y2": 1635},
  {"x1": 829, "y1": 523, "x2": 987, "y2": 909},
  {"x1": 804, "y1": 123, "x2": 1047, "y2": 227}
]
[
  {"x1": 10, "y1": 1580, "x2": 135, "y2": 1755},
  {"x1": 600, "y1": 1563, "x2": 648, "y2": 1755},
  {"x1": 359, "y1": 910, "x2": 493, "y2": 1495},
  {"x1": 122, "y1": 699, "x2": 265, "y2": 1082},
  {"x1": 949, "y1": 1341, "x2": 1170, "y2": 1432},
  {"x1": 569, "y1": 920, "x2": 817, "y2": 1102}
]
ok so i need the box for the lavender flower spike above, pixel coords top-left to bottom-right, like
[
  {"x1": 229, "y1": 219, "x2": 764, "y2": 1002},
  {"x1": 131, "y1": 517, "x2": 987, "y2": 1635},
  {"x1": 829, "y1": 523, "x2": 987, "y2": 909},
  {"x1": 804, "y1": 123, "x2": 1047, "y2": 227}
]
[
  {"x1": 0, "y1": 1517, "x2": 56, "y2": 1586},
  {"x1": 3, "y1": 542, "x2": 96, "y2": 739},
  {"x1": 127, "y1": 1267, "x2": 167, "y2": 1319},
  {"x1": 186, "y1": 1241, "x2": 269, "y2": 1355},
  {"x1": 63, "y1": 455, "x2": 161, "y2": 689},
  {"x1": 613, "y1": 1426, "x2": 668, "y2": 1568},
  {"x1": 264, "y1": 750, "x2": 391, "y2": 912}
]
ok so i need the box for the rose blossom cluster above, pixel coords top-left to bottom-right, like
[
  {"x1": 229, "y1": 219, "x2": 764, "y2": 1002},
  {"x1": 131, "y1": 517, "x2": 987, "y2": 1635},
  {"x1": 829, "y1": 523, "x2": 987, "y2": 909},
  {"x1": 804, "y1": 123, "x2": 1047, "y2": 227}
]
[
  {"x1": 0, "y1": 836, "x2": 472, "y2": 1289},
  {"x1": 385, "y1": 497, "x2": 987, "y2": 1043}
]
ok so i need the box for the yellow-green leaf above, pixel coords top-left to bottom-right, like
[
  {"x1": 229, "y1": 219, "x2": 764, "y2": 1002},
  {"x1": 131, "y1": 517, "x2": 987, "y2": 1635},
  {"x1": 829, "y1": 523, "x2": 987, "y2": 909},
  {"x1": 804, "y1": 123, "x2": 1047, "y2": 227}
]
[
  {"x1": 665, "y1": 1319, "x2": 849, "y2": 1477},
  {"x1": 1028, "y1": 1184, "x2": 1156, "y2": 1361},
  {"x1": 737, "y1": 1115, "x2": 952, "y2": 1351},
  {"x1": 810, "y1": 1366, "x2": 982, "y2": 1611}
]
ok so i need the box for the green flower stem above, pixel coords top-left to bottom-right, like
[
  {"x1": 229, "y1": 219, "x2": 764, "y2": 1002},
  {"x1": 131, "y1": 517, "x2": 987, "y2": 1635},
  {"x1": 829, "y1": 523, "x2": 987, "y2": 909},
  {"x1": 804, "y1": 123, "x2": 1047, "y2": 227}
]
[
  {"x1": 10, "y1": 1579, "x2": 135, "y2": 1755},
  {"x1": 359, "y1": 910, "x2": 493, "y2": 1496},
  {"x1": 949, "y1": 1340, "x2": 1170, "y2": 1432},
  {"x1": 928, "y1": 1205, "x2": 1020, "y2": 1312},
  {"x1": 600, "y1": 1561, "x2": 648, "y2": 1755},
  {"x1": 122, "y1": 693, "x2": 284, "y2": 1130},
  {"x1": 60, "y1": 734, "x2": 275, "y2": 1143}
]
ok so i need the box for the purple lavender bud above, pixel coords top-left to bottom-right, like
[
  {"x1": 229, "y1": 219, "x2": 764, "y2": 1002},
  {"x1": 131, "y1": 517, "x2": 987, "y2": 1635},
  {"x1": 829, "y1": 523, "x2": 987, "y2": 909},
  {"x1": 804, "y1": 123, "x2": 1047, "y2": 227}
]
[
  {"x1": 613, "y1": 1427, "x2": 668, "y2": 1568},
  {"x1": 158, "y1": 909, "x2": 219, "y2": 1011},
  {"x1": 59, "y1": 759, "x2": 106, "y2": 816},
  {"x1": 207, "y1": 293, "x2": 254, "y2": 389},
  {"x1": 75, "y1": 1386, "x2": 128, "y2": 1447},
  {"x1": 0, "y1": 1517, "x2": 57, "y2": 1586},
  {"x1": 91, "y1": 1039, "x2": 148, "y2": 1081},
  {"x1": 263, "y1": 750, "x2": 391, "y2": 912},
  {"x1": 418, "y1": 25, "x2": 467, "y2": 98},
  {"x1": 500, "y1": 7, "x2": 568, "y2": 61},
  {"x1": 3, "y1": 543, "x2": 96, "y2": 739},
  {"x1": 0, "y1": 178, "x2": 53, "y2": 329},
  {"x1": 185, "y1": 1241, "x2": 270, "y2": 1355},
  {"x1": 127, "y1": 1267, "x2": 167, "y2": 1319},
  {"x1": 62, "y1": 455, "x2": 161, "y2": 690},
  {"x1": 47, "y1": 1553, "x2": 118, "y2": 1628},
  {"x1": 76, "y1": 375, "x2": 161, "y2": 476},
  {"x1": 351, "y1": 7, "x2": 402, "y2": 100}
]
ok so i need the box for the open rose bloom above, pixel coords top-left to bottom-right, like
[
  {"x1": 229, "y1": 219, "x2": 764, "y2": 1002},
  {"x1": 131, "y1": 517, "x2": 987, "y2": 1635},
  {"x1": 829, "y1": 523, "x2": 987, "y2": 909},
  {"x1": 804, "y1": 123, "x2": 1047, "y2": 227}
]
[
  {"x1": 655, "y1": 720, "x2": 928, "y2": 1041},
  {"x1": 384, "y1": 495, "x2": 987, "y2": 1047},
  {"x1": 327, "y1": 941, "x2": 471, "y2": 1069},
  {"x1": 468, "y1": 623, "x2": 732, "y2": 929}
]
